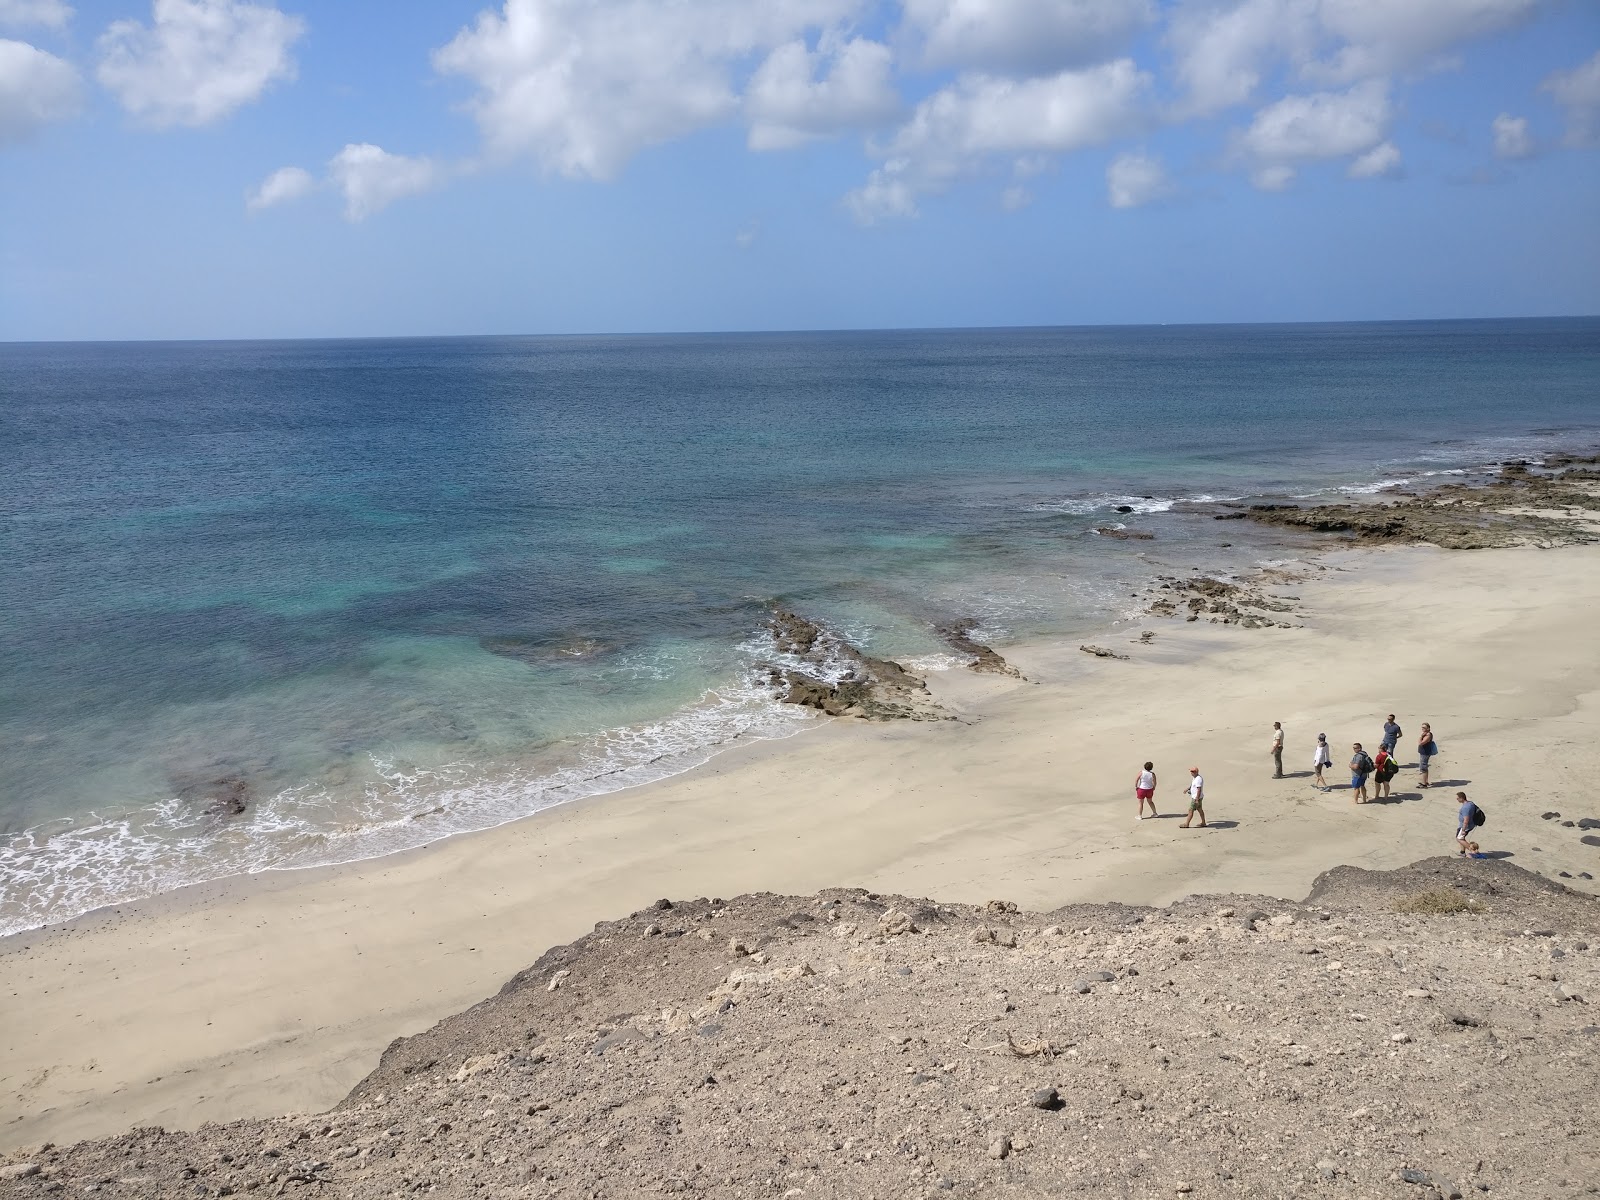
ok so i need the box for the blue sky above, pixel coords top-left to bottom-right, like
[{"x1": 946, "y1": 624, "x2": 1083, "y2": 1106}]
[{"x1": 2, "y1": 0, "x2": 1598, "y2": 340}]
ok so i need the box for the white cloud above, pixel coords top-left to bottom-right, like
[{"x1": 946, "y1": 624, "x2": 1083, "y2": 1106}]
[
  {"x1": 1251, "y1": 162, "x2": 1296, "y2": 189},
  {"x1": 96, "y1": 0, "x2": 304, "y2": 128},
  {"x1": 1542, "y1": 50, "x2": 1600, "y2": 147},
  {"x1": 1106, "y1": 149, "x2": 1170, "y2": 206},
  {"x1": 735, "y1": 220, "x2": 758, "y2": 248},
  {"x1": 1237, "y1": 77, "x2": 1389, "y2": 175},
  {"x1": 433, "y1": 0, "x2": 863, "y2": 181},
  {"x1": 1490, "y1": 112, "x2": 1533, "y2": 159},
  {"x1": 1166, "y1": 0, "x2": 1316, "y2": 117},
  {"x1": 902, "y1": 0, "x2": 1154, "y2": 74},
  {"x1": 0, "y1": 37, "x2": 81, "y2": 144},
  {"x1": 328, "y1": 143, "x2": 439, "y2": 221},
  {"x1": 745, "y1": 36, "x2": 900, "y2": 150},
  {"x1": 1000, "y1": 183, "x2": 1031, "y2": 209},
  {"x1": 247, "y1": 163, "x2": 314, "y2": 211},
  {"x1": 1347, "y1": 137, "x2": 1399, "y2": 177},
  {"x1": 1166, "y1": 0, "x2": 1543, "y2": 117},
  {"x1": 0, "y1": 0, "x2": 72, "y2": 29},
  {"x1": 1312, "y1": 0, "x2": 1540, "y2": 82},
  {"x1": 847, "y1": 57, "x2": 1149, "y2": 221}
]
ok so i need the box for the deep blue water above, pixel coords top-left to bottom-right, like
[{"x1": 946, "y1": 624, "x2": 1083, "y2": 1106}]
[{"x1": 2, "y1": 319, "x2": 1597, "y2": 933}]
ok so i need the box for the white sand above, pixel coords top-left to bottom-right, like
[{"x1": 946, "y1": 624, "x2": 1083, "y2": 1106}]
[{"x1": 4, "y1": 543, "x2": 1598, "y2": 1151}]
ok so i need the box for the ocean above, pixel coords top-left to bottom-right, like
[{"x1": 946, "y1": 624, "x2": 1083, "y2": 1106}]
[{"x1": 2, "y1": 319, "x2": 1597, "y2": 935}]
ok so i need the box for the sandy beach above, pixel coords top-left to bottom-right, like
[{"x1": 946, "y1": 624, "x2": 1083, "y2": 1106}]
[{"x1": 5, "y1": 541, "x2": 1600, "y2": 1153}]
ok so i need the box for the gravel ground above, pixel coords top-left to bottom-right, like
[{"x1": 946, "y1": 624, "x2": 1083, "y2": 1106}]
[{"x1": 4, "y1": 857, "x2": 1597, "y2": 1200}]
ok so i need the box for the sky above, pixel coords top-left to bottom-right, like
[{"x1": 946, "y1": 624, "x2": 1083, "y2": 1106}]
[{"x1": 2, "y1": 0, "x2": 1598, "y2": 341}]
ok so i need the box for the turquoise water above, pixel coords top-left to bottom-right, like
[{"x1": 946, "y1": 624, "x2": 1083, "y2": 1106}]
[{"x1": 2, "y1": 320, "x2": 1597, "y2": 933}]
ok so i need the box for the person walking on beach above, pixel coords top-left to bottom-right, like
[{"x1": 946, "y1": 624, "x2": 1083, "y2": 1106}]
[
  {"x1": 1381, "y1": 714, "x2": 1402, "y2": 754},
  {"x1": 1372, "y1": 744, "x2": 1397, "y2": 800},
  {"x1": 1134, "y1": 762, "x2": 1159, "y2": 820},
  {"x1": 1270, "y1": 721, "x2": 1285, "y2": 778},
  {"x1": 1180, "y1": 767, "x2": 1206, "y2": 828},
  {"x1": 1349, "y1": 743, "x2": 1374, "y2": 803},
  {"x1": 1418, "y1": 723, "x2": 1438, "y2": 788},
  {"x1": 1312, "y1": 733, "x2": 1332, "y2": 790},
  {"x1": 1456, "y1": 791, "x2": 1483, "y2": 853}
]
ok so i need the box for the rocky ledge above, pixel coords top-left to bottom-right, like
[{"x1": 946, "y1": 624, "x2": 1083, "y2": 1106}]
[
  {"x1": 1217, "y1": 457, "x2": 1600, "y2": 549},
  {"x1": 1143, "y1": 567, "x2": 1307, "y2": 628},
  {"x1": 763, "y1": 610, "x2": 1019, "y2": 721},
  {"x1": 6, "y1": 858, "x2": 1597, "y2": 1200}
]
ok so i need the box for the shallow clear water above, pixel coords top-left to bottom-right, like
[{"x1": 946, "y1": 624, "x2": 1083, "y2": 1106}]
[{"x1": 2, "y1": 319, "x2": 1597, "y2": 934}]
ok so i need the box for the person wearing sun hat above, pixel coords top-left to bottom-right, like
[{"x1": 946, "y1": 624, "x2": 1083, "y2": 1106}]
[{"x1": 1179, "y1": 766, "x2": 1206, "y2": 828}]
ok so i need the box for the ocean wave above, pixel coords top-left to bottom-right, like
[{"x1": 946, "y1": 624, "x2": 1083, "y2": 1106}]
[
  {"x1": 0, "y1": 634, "x2": 822, "y2": 939},
  {"x1": 1024, "y1": 492, "x2": 1235, "y2": 516}
]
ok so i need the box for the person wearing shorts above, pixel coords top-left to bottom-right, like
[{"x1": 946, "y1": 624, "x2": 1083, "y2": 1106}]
[
  {"x1": 1418, "y1": 724, "x2": 1437, "y2": 788},
  {"x1": 1349, "y1": 743, "x2": 1372, "y2": 803},
  {"x1": 1180, "y1": 767, "x2": 1206, "y2": 828},
  {"x1": 1455, "y1": 792, "x2": 1480, "y2": 853},
  {"x1": 1134, "y1": 762, "x2": 1159, "y2": 820}
]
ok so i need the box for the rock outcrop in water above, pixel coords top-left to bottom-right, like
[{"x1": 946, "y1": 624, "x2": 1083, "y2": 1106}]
[
  {"x1": 765, "y1": 610, "x2": 947, "y2": 721},
  {"x1": 199, "y1": 777, "x2": 250, "y2": 818},
  {"x1": 11, "y1": 858, "x2": 1597, "y2": 1198},
  {"x1": 480, "y1": 634, "x2": 619, "y2": 665},
  {"x1": 935, "y1": 618, "x2": 1021, "y2": 677},
  {"x1": 1220, "y1": 458, "x2": 1600, "y2": 549}
]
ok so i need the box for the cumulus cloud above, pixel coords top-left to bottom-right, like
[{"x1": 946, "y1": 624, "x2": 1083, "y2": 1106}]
[
  {"x1": 1236, "y1": 77, "x2": 1389, "y2": 187},
  {"x1": 847, "y1": 57, "x2": 1149, "y2": 221},
  {"x1": 1346, "y1": 138, "x2": 1399, "y2": 177},
  {"x1": 0, "y1": 37, "x2": 81, "y2": 144},
  {"x1": 96, "y1": 0, "x2": 304, "y2": 128},
  {"x1": 901, "y1": 0, "x2": 1154, "y2": 74},
  {"x1": 1106, "y1": 149, "x2": 1170, "y2": 207},
  {"x1": 1311, "y1": 0, "x2": 1540, "y2": 83},
  {"x1": 1167, "y1": 0, "x2": 1543, "y2": 117},
  {"x1": 246, "y1": 163, "x2": 314, "y2": 210},
  {"x1": 0, "y1": 0, "x2": 72, "y2": 29},
  {"x1": 1542, "y1": 50, "x2": 1600, "y2": 147},
  {"x1": 745, "y1": 35, "x2": 900, "y2": 150},
  {"x1": 433, "y1": 0, "x2": 863, "y2": 180},
  {"x1": 1165, "y1": 0, "x2": 1316, "y2": 117},
  {"x1": 1490, "y1": 112, "x2": 1533, "y2": 159},
  {"x1": 328, "y1": 143, "x2": 440, "y2": 220}
]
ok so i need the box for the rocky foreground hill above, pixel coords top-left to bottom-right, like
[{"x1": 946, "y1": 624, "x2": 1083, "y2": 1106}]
[{"x1": 4, "y1": 859, "x2": 1598, "y2": 1199}]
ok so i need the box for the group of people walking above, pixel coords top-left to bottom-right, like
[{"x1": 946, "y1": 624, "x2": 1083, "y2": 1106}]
[
  {"x1": 1301, "y1": 714, "x2": 1439, "y2": 801},
  {"x1": 1132, "y1": 714, "x2": 1471, "y2": 850}
]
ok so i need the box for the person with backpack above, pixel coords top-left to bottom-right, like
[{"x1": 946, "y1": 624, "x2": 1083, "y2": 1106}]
[
  {"x1": 1456, "y1": 792, "x2": 1485, "y2": 853},
  {"x1": 1418, "y1": 723, "x2": 1438, "y2": 788},
  {"x1": 1312, "y1": 733, "x2": 1332, "y2": 791},
  {"x1": 1372, "y1": 744, "x2": 1398, "y2": 800},
  {"x1": 1349, "y1": 743, "x2": 1374, "y2": 803}
]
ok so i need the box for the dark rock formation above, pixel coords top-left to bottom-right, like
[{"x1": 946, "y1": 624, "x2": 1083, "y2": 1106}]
[
  {"x1": 480, "y1": 633, "x2": 619, "y2": 665},
  {"x1": 200, "y1": 777, "x2": 250, "y2": 818},
  {"x1": 1219, "y1": 460, "x2": 1600, "y2": 550},
  {"x1": 765, "y1": 610, "x2": 946, "y2": 721},
  {"x1": 1094, "y1": 526, "x2": 1155, "y2": 540},
  {"x1": 935, "y1": 618, "x2": 1021, "y2": 677}
]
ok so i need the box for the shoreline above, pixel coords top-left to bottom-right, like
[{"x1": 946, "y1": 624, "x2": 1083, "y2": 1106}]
[
  {"x1": 5, "y1": 539, "x2": 1600, "y2": 1152},
  {"x1": 4, "y1": 449, "x2": 1590, "y2": 942}
]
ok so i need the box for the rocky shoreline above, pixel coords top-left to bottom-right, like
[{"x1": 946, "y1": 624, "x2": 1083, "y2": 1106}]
[
  {"x1": 1217, "y1": 456, "x2": 1600, "y2": 550},
  {"x1": 762, "y1": 609, "x2": 1020, "y2": 722},
  {"x1": 6, "y1": 858, "x2": 1596, "y2": 1199}
]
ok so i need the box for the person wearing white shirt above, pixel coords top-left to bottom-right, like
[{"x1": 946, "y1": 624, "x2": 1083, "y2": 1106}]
[
  {"x1": 1134, "y1": 761, "x2": 1158, "y2": 820},
  {"x1": 1180, "y1": 766, "x2": 1207, "y2": 828}
]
